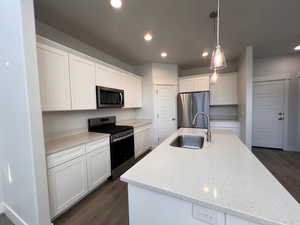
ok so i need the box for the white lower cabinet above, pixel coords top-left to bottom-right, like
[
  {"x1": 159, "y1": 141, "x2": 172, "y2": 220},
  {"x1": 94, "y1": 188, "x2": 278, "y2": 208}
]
[
  {"x1": 134, "y1": 125, "x2": 153, "y2": 158},
  {"x1": 226, "y1": 215, "x2": 260, "y2": 225},
  {"x1": 47, "y1": 138, "x2": 111, "y2": 218},
  {"x1": 48, "y1": 156, "x2": 88, "y2": 218},
  {"x1": 86, "y1": 144, "x2": 111, "y2": 191}
]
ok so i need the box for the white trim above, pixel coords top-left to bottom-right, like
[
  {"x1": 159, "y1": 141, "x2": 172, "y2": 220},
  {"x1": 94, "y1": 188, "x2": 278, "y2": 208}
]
[
  {"x1": 284, "y1": 145, "x2": 300, "y2": 152},
  {"x1": 0, "y1": 202, "x2": 4, "y2": 214},
  {"x1": 2, "y1": 203, "x2": 28, "y2": 225},
  {"x1": 283, "y1": 80, "x2": 289, "y2": 150},
  {"x1": 253, "y1": 73, "x2": 292, "y2": 82}
]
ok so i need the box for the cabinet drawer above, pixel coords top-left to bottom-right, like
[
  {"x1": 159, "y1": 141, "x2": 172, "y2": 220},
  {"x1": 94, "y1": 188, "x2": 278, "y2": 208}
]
[
  {"x1": 47, "y1": 145, "x2": 85, "y2": 169},
  {"x1": 134, "y1": 125, "x2": 152, "y2": 135},
  {"x1": 85, "y1": 138, "x2": 110, "y2": 154}
]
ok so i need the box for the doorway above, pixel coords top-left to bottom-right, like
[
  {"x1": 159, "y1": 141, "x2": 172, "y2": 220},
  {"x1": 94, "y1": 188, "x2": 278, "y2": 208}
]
[
  {"x1": 253, "y1": 80, "x2": 286, "y2": 149},
  {"x1": 154, "y1": 85, "x2": 177, "y2": 144}
]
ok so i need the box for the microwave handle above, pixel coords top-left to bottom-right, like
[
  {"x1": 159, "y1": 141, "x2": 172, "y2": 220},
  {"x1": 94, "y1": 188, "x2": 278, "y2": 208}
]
[{"x1": 120, "y1": 93, "x2": 123, "y2": 105}]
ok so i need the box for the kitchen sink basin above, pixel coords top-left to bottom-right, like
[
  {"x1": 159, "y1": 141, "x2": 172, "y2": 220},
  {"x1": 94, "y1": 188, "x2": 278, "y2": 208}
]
[{"x1": 170, "y1": 135, "x2": 204, "y2": 150}]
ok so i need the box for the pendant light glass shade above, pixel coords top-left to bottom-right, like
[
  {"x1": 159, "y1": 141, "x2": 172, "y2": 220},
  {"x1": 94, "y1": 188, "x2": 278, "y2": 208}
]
[
  {"x1": 210, "y1": 45, "x2": 227, "y2": 70},
  {"x1": 210, "y1": 70, "x2": 218, "y2": 83}
]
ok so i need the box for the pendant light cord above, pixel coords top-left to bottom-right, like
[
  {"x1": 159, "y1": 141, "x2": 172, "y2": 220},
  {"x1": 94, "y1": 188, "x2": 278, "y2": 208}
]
[{"x1": 217, "y1": 0, "x2": 220, "y2": 46}]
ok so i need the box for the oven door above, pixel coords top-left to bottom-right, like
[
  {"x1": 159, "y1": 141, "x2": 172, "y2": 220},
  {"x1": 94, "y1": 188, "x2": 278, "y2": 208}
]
[
  {"x1": 96, "y1": 86, "x2": 124, "y2": 108},
  {"x1": 110, "y1": 134, "x2": 134, "y2": 171}
]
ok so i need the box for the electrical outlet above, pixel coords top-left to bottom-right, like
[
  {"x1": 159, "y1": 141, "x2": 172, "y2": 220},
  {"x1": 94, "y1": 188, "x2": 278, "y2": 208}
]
[{"x1": 192, "y1": 204, "x2": 225, "y2": 225}]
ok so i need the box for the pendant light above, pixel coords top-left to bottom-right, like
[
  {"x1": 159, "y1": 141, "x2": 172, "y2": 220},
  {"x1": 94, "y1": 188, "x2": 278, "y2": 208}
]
[
  {"x1": 211, "y1": 69, "x2": 218, "y2": 83},
  {"x1": 210, "y1": 0, "x2": 227, "y2": 71}
]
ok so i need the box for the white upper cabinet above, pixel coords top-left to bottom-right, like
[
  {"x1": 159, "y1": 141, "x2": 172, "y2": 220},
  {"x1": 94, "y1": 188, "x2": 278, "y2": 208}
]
[
  {"x1": 69, "y1": 54, "x2": 96, "y2": 110},
  {"x1": 37, "y1": 38, "x2": 143, "y2": 111},
  {"x1": 96, "y1": 65, "x2": 123, "y2": 90},
  {"x1": 37, "y1": 43, "x2": 71, "y2": 111},
  {"x1": 123, "y1": 73, "x2": 142, "y2": 108},
  {"x1": 210, "y1": 72, "x2": 238, "y2": 105},
  {"x1": 179, "y1": 76, "x2": 209, "y2": 93}
]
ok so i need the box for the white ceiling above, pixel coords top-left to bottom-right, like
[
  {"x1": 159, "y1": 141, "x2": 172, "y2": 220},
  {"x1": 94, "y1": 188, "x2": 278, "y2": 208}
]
[{"x1": 35, "y1": 0, "x2": 300, "y2": 69}]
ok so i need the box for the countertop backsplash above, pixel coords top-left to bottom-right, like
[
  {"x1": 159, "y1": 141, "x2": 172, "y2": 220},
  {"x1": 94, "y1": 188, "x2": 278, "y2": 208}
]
[
  {"x1": 210, "y1": 105, "x2": 239, "y2": 121},
  {"x1": 42, "y1": 108, "x2": 138, "y2": 138}
]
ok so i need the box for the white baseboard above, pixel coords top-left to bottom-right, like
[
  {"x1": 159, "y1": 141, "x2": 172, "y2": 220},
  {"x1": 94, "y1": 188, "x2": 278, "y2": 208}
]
[
  {"x1": 2, "y1": 203, "x2": 28, "y2": 225},
  {"x1": 0, "y1": 202, "x2": 4, "y2": 214},
  {"x1": 284, "y1": 145, "x2": 300, "y2": 152}
]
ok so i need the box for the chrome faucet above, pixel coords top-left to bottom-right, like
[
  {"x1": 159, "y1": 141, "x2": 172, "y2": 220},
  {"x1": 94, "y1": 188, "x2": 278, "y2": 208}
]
[{"x1": 192, "y1": 112, "x2": 211, "y2": 142}]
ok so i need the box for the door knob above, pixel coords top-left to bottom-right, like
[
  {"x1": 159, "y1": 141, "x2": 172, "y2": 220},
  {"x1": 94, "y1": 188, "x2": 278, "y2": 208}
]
[
  {"x1": 172, "y1": 118, "x2": 176, "y2": 121},
  {"x1": 278, "y1": 117, "x2": 284, "y2": 120},
  {"x1": 278, "y1": 112, "x2": 284, "y2": 116}
]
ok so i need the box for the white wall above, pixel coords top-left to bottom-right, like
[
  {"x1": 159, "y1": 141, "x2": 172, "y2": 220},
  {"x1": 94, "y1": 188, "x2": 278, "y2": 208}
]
[
  {"x1": 43, "y1": 109, "x2": 137, "y2": 137},
  {"x1": 0, "y1": 0, "x2": 51, "y2": 225},
  {"x1": 238, "y1": 46, "x2": 254, "y2": 149}
]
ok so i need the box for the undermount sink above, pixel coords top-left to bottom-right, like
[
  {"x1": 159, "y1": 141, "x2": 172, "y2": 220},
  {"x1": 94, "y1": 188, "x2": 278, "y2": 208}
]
[{"x1": 170, "y1": 135, "x2": 204, "y2": 150}]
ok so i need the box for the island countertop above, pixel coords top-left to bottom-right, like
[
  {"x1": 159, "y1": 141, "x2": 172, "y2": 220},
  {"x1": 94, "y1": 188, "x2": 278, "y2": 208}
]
[{"x1": 121, "y1": 128, "x2": 300, "y2": 225}]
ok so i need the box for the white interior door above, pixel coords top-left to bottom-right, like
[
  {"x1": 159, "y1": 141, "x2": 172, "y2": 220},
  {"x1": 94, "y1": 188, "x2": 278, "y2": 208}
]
[
  {"x1": 155, "y1": 85, "x2": 177, "y2": 144},
  {"x1": 253, "y1": 81, "x2": 285, "y2": 149}
]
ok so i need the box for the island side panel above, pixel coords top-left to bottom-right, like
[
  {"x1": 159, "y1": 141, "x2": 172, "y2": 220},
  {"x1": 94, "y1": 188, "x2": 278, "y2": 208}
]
[{"x1": 127, "y1": 184, "x2": 225, "y2": 225}]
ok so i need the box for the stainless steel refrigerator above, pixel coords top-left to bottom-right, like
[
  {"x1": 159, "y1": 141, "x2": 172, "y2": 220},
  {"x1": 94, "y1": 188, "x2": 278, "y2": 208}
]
[{"x1": 177, "y1": 91, "x2": 210, "y2": 128}]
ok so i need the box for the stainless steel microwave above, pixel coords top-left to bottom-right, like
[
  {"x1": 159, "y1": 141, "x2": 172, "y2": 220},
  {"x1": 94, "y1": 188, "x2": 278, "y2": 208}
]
[{"x1": 96, "y1": 86, "x2": 124, "y2": 108}]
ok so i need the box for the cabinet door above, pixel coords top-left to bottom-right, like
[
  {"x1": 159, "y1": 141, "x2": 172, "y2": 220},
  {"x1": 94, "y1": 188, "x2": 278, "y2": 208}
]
[
  {"x1": 69, "y1": 54, "x2": 96, "y2": 110},
  {"x1": 48, "y1": 156, "x2": 87, "y2": 218},
  {"x1": 194, "y1": 76, "x2": 210, "y2": 91},
  {"x1": 210, "y1": 73, "x2": 238, "y2": 105},
  {"x1": 37, "y1": 43, "x2": 71, "y2": 111},
  {"x1": 143, "y1": 127, "x2": 153, "y2": 150},
  {"x1": 86, "y1": 145, "x2": 111, "y2": 191},
  {"x1": 134, "y1": 131, "x2": 144, "y2": 158},
  {"x1": 123, "y1": 74, "x2": 142, "y2": 108},
  {"x1": 96, "y1": 65, "x2": 123, "y2": 89},
  {"x1": 179, "y1": 76, "x2": 209, "y2": 93},
  {"x1": 227, "y1": 215, "x2": 259, "y2": 225}
]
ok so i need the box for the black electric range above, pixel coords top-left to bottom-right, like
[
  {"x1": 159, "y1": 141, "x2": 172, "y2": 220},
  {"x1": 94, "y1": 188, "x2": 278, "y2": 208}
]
[{"x1": 88, "y1": 116, "x2": 135, "y2": 179}]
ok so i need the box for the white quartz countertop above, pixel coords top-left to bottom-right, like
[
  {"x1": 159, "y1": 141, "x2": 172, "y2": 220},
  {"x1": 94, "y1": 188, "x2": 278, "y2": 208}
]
[
  {"x1": 117, "y1": 119, "x2": 152, "y2": 128},
  {"x1": 121, "y1": 128, "x2": 300, "y2": 225},
  {"x1": 45, "y1": 131, "x2": 110, "y2": 155}
]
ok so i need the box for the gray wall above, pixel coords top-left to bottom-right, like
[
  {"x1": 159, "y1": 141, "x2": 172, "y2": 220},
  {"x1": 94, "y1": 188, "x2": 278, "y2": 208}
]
[
  {"x1": 0, "y1": 0, "x2": 51, "y2": 224},
  {"x1": 36, "y1": 21, "x2": 137, "y2": 74},
  {"x1": 180, "y1": 61, "x2": 238, "y2": 76},
  {"x1": 238, "y1": 46, "x2": 254, "y2": 149},
  {"x1": 254, "y1": 54, "x2": 300, "y2": 77}
]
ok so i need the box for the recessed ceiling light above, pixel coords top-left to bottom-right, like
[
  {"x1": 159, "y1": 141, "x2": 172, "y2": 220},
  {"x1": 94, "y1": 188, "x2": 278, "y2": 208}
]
[
  {"x1": 202, "y1": 51, "x2": 209, "y2": 57},
  {"x1": 294, "y1": 45, "x2": 300, "y2": 51},
  {"x1": 161, "y1": 52, "x2": 167, "y2": 58},
  {"x1": 144, "y1": 33, "x2": 153, "y2": 42},
  {"x1": 110, "y1": 0, "x2": 122, "y2": 9}
]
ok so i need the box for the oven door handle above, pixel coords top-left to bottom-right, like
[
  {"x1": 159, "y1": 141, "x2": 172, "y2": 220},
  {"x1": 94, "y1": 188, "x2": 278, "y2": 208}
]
[{"x1": 112, "y1": 133, "x2": 133, "y2": 143}]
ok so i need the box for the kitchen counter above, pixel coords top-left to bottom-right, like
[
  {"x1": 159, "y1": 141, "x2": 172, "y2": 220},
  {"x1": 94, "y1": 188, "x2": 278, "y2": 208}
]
[
  {"x1": 117, "y1": 119, "x2": 152, "y2": 128},
  {"x1": 45, "y1": 131, "x2": 110, "y2": 155},
  {"x1": 121, "y1": 128, "x2": 300, "y2": 225}
]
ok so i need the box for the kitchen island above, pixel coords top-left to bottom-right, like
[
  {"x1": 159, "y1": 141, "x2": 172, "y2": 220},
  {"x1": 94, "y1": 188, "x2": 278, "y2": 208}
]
[{"x1": 121, "y1": 128, "x2": 300, "y2": 225}]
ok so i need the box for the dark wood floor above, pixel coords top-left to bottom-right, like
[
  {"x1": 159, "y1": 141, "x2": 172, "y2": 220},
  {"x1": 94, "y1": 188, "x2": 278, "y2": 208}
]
[
  {"x1": 54, "y1": 148, "x2": 300, "y2": 225},
  {"x1": 0, "y1": 214, "x2": 14, "y2": 225},
  {"x1": 253, "y1": 147, "x2": 300, "y2": 203},
  {"x1": 54, "y1": 178, "x2": 129, "y2": 225}
]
